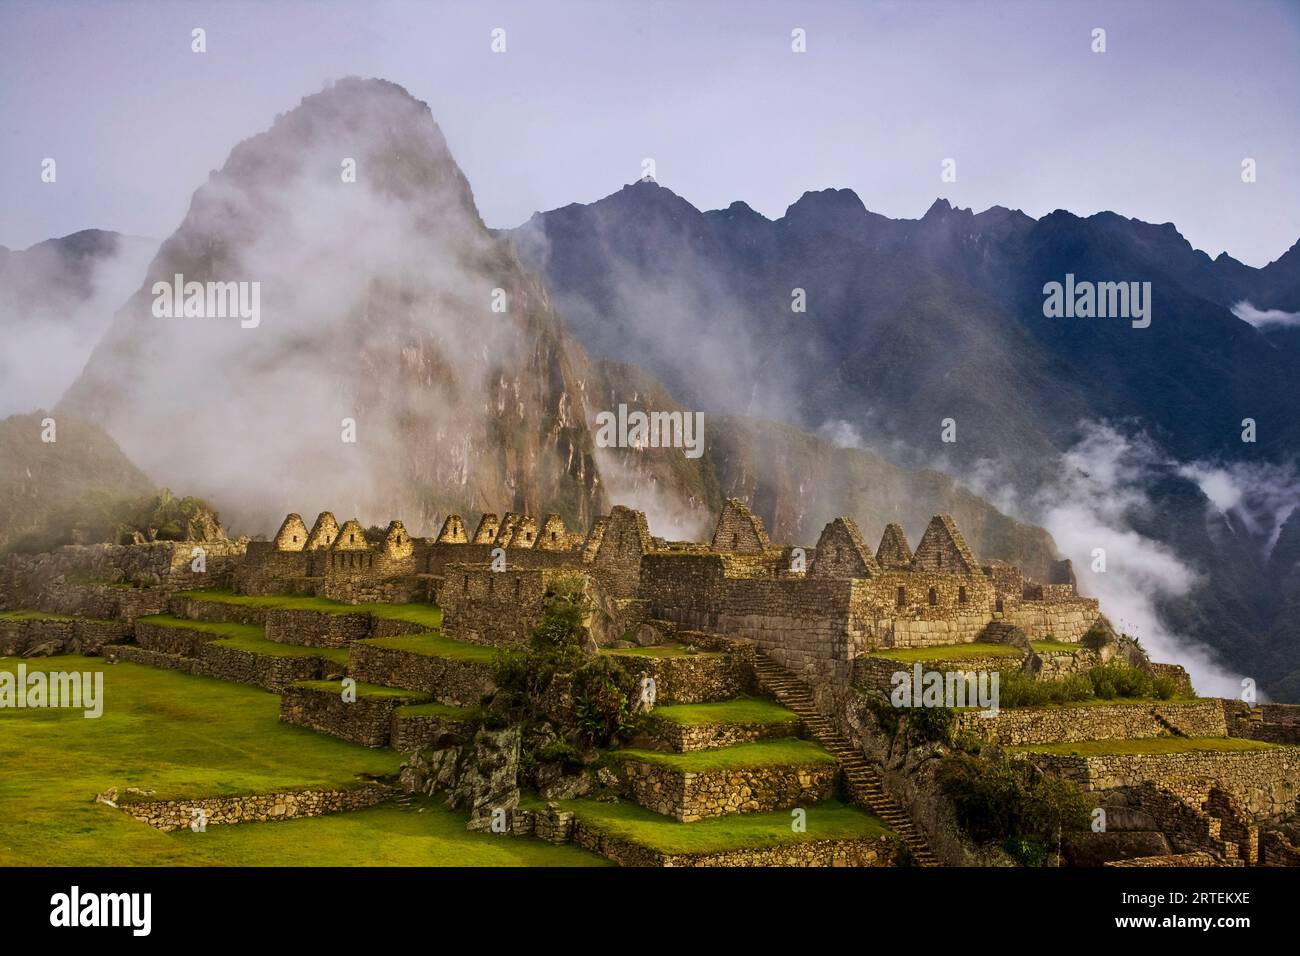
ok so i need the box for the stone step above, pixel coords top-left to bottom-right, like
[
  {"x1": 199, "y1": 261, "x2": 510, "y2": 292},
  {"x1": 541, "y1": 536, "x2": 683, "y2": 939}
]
[{"x1": 754, "y1": 651, "x2": 940, "y2": 867}]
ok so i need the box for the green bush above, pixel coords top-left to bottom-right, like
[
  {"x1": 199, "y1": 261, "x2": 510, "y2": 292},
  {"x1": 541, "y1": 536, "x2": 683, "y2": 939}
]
[
  {"x1": 492, "y1": 586, "x2": 639, "y2": 749},
  {"x1": 1087, "y1": 661, "x2": 1152, "y2": 700},
  {"x1": 938, "y1": 751, "x2": 1091, "y2": 865}
]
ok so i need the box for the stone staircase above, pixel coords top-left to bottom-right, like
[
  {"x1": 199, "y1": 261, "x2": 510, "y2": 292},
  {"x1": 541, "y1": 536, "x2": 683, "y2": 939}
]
[{"x1": 752, "y1": 653, "x2": 940, "y2": 866}]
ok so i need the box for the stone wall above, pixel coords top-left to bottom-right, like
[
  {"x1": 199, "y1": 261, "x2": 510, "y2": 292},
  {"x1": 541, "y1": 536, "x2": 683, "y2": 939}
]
[
  {"x1": 1001, "y1": 598, "x2": 1100, "y2": 642},
  {"x1": 134, "y1": 620, "x2": 224, "y2": 656},
  {"x1": 644, "y1": 712, "x2": 801, "y2": 752},
  {"x1": 118, "y1": 784, "x2": 396, "y2": 831},
  {"x1": 615, "y1": 756, "x2": 838, "y2": 821},
  {"x1": 390, "y1": 710, "x2": 477, "y2": 753},
  {"x1": 264, "y1": 608, "x2": 371, "y2": 648},
  {"x1": 1, "y1": 541, "x2": 245, "y2": 610},
  {"x1": 641, "y1": 553, "x2": 863, "y2": 682},
  {"x1": 440, "y1": 566, "x2": 587, "y2": 648},
  {"x1": 1022, "y1": 747, "x2": 1300, "y2": 823},
  {"x1": 348, "y1": 642, "x2": 496, "y2": 705},
  {"x1": 955, "y1": 700, "x2": 1228, "y2": 746},
  {"x1": 611, "y1": 643, "x2": 755, "y2": 705},
  {"x1": 195, "y1": 641, "x2": 335, "y2": 692},
  {"x1": 0, "y1": 615, "x2": 129, "y2": 656},
  {"x1": 1224, "y1": 701, "x2": 1300, "y2": 745},
  {"x1": 853, "y1": 654, "x2": 1024, "y2": 696},
  {"x1": 279, "y1": 684, "x2": 417, "y2": 747},
  {"x1": 568, "y1": 819, "x2": 895, "y2": 867}
]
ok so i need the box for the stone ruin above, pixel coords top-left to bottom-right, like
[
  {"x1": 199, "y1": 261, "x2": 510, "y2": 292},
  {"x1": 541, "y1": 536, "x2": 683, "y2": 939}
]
[{"x1": 230, "y1": 497, "x2": 1103, "y2": 678}]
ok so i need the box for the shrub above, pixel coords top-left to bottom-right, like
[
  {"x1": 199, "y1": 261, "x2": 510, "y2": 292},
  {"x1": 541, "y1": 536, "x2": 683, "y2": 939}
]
[
  {"x1": 1152, "y1": 673, "x2": 1179, "y2": 700},
  {"x1": 492, "y1": 587, "x2": 640, "y2": 749},
  {"x1": 1087, "y1": 661, "x2": 1152, "y2": 700},
  {"x1": 938, "y1": 751, "x2": 1091, "y2": 865},
  {"x1": 1080, "y1": 622, "x2": 1111, "y2": 651}
]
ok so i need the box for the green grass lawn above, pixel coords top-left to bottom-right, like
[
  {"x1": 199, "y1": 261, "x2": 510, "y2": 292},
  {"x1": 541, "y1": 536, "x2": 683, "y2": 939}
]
[
  {"x1": 209, "y1": 632, "x2": 350, "y2": 667},
  {"x1": 557, "y1": 798, "x2": 888, "y2": 855},
  {"x1": 358, "y1": 632, "x2": 495, "y2": 662},
  {"x1": 290, "y1": 679, "x2": 429, "y2": 700},
  {"x1": 0, "y1": 609, "x2": 81, "y2": 622},
  {"x1": 137, "y1": 614, "x2": 263, "y2": 640},
  {"x1": 178, "y1": 589, "x2": 443, "y2": 629},
  {"x1": 0, "y1": 656, "x2": 598, "y2": 866},
  {"x1": 649, "y1": 696, "x2": 800, "y2": 727},
  {"x1": 169, "y1": 796, "x2": 604, "y2": 866},
  {"x1": 1010, "y1": 737, "x2": 1278, "y2": 757},
  {"x1": 600, "y1": 643, "x2": 725, "y2": 659},
  {"x1": 869, "y1": 643, "x2": 1024, "y2": 663},
  {"x1": 614, "y1": 738, "x2": 835, "y2": 772}
]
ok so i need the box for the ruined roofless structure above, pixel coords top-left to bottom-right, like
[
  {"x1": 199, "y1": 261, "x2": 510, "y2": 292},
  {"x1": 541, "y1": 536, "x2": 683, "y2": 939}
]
[{"x1": 238, "y1": 499, "x2": 1100, "y2": 681}]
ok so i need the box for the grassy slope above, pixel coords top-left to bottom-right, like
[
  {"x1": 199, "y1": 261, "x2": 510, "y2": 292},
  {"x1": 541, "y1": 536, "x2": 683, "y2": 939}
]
[
  {"x1": 289, "y1": 679, "x2": 428, "y2": 700},
  {"x1": 1010, "y1": 737, "x2": 1277, "y2": 756},
  {"x1": 0, "y1": 657, "x2": 598, "y2": 866},
  {"x1": 179, "y1": 590, "x2": 443, "y2": 629},
  {"x1": 359, "y1": 632, "x2": 494, "y2": 661},
  {"x1": 650, "y1": 696, "x2": 800, "y2": 727},
  {"x1": 559, "y1": 798, "x2": 888, "y2": 855},
  {"x1": 615, "y1": 738, "x2": 835, "y2": 772},
  {"x1": 209, "y1": 632, "x2": 350, "y2": 666}
]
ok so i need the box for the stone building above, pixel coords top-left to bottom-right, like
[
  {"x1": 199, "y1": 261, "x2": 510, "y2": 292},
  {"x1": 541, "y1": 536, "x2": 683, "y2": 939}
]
[{"x1": 235, "y1": 498, "x2": 1099, "y2": 680}]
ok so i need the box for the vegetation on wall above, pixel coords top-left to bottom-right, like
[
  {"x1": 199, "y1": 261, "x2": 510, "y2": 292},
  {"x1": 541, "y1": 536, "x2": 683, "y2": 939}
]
[{"x1": 937, "y1": 750, "x2": 1092, "y2": 866}]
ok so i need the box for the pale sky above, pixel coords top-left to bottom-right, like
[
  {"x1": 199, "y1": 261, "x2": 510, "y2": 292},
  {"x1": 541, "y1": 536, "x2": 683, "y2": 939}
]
[{"x1": 2, "y1": 0, "x2": 1298, "y2": 266}]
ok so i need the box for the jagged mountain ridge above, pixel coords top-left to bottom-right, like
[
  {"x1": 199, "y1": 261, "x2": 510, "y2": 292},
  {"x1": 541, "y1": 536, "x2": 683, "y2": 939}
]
[{"x1": 513, "y1": 181, "x2": 1300, "y2": 477}]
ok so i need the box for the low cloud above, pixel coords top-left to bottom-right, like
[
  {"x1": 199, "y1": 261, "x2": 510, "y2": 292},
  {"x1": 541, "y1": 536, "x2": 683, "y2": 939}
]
[
  {"x1": 970, "y1": 422, "x2": 1253, "y2": 699},
  {"x1": 1231, "y1": 300, "x2": 1300, "y2": 328},
  {"x1": 0, "y1": 234, "x2": 157, "y2": 417}
]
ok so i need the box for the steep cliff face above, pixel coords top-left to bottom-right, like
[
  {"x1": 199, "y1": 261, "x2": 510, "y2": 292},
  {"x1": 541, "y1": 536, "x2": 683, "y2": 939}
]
[{"x1": 60, "y1": 78, "x2": 602, "y2": 535}]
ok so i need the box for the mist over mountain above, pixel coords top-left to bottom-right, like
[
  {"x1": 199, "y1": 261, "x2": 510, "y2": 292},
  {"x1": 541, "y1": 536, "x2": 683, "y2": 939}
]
[
  {"x1": 0, "y1": 230, "x2": 157, "y2": 416},
  {"x1": 59, "y1": 78, "x2": 603, "y2": 536},
  {"x1": 34, "y1": 79, "x2": 1066, "y2": 586},
  {"x1": 14, "y1": 76, "x2": 1297, "y2": 698},
  {"x1": 513, "y1": 181, "x2": 1300, "y2": 699}
]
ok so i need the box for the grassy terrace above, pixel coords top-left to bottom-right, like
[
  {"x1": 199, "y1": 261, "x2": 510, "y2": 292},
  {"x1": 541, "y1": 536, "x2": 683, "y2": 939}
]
[
  {"x1": 1010, "y1": 737, "x2": 1278, "y2": 757},
  {"x1": 358, "y1": 632, "x2": 495, "y2": 662},
  {"x1": 290, "y1": 679, "x2": 429, "y2": 700},
  {"x1": 554, "y1": 798, "x2": 889, "y2": 855},
  {"x1": 649, "y1": 696, "x2": 800, "y2": 727},
  {"x1": 601, "y1": 643, "x2": 726, "y2": 659},
  {"x1": 0, "y1": 610, "x2": 82, "y2": 622},
  {"x1": 178, "y1": 589, "x2": 443, "y2": 629},
  {"x1": 138, "y1": 614, "x2": 263, "y2": 639},
  {"x1": 210, "y1": 632, "x2": 350, "y2": 667},
  {"x1": 0, "y1": 656, "x2": 598, "y2": 866},
  {"x1": 869, "y1": 643, "x2": 1024, "y2": 663},
  {"x1": 168, "y1": 797, "x2": 604, "y2": 866},
  {"x1": 614, "y1": 738, "x2": 835, "y2": 772}
]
